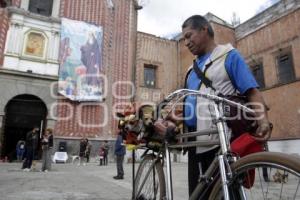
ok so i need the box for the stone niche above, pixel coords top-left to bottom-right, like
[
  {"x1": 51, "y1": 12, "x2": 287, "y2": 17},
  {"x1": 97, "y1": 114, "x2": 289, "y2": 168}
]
[{"x1": 23, "y1": 31, "x2": 47, "y2": 59}]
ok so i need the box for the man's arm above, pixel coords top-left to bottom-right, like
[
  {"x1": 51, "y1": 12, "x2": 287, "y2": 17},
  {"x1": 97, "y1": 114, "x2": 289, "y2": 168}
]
[
  {"x1": 225, "y1": 50, "x2": 272, "y2": 142},
  {"x1": 245, "y1": 88, "x2": 272, "y2": 142}
]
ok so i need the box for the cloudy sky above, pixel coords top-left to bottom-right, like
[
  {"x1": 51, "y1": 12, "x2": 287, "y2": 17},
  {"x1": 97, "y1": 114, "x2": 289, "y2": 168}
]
[{"x1": 137, "y1": 0, "x2": 279, "y2": 38}]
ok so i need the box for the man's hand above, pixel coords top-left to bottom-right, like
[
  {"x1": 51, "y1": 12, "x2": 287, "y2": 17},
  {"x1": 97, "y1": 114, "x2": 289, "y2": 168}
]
[
  {"x1": 154, "y1": 119, "x2": 179, "y2": 143},
  {"x1": 154, "y1": 119, "x2": 176, "y2": 136},
  {"x1": 245, "y1": 88, "x2": 272, "y2": 142},
  {"x1": 252, "y1": 120, "x2": 272, "y2": 142},
  {"x1": 161, "y1": 108, "x2": 183, "y2": 125}
]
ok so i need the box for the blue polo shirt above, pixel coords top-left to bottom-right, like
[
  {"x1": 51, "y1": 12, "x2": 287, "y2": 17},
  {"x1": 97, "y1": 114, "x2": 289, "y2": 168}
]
[{"x1": 184, "y1": 49, "x2": 259, "y2": 128}]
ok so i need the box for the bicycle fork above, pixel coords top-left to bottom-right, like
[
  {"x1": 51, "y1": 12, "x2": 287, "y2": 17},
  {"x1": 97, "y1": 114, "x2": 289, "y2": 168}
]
[
  {"x1": 214, "y1": 102, "x2": 231, "y2": 200},
  {"x1": 165, "y1": 143, "x2": 173, "y2": 200},
  {"x1": 218, "y1": 155, "x2": 230, "y2": 200},
  {"x1": 214, "y1": 102, "x2": 248, "y2": 200}
]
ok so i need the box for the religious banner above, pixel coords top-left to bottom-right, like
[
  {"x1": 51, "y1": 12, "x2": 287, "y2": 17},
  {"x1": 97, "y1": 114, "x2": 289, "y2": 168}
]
[{"x1": 59, "y1": 18, "x2": 103, "y2": 101}]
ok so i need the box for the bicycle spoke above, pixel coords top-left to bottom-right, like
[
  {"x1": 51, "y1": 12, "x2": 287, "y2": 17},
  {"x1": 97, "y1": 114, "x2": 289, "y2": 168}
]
[
  {"x1": 293, "y1": 179, "x2": 300, "y2": 200},
  {"x1": 136, "y1": 160, "x2": 157, "y2": 198},
  {"x1": 249, "y1": 176, "x2": 254, "y2": 200},
  {"x1": 152, "y1": 165, "x2": 156, "y2": 198},
  {"x1": 134, "y1": 155, "x2": 165, "y2": 200},
  {"x1": 278, "y1": 170, "x2": 284, "y2": 200},
  {"x1": 258, "y1": 168, "x2": 266, "y2": 200},
  {"x1": 210, "y1": 158, "x2": 300, "y2": 200},
  {"x1": 265, "y1": 167, "x2": 271, "y2": 199}
]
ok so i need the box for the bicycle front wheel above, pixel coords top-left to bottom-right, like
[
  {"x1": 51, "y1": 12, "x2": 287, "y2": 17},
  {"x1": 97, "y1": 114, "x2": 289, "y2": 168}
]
[
  {"x1": 133, "y1": 154, "x2": 166, "y2": 200},
  {"x1": 209, "y1": 152, "x2": 300, "y2": 200}
]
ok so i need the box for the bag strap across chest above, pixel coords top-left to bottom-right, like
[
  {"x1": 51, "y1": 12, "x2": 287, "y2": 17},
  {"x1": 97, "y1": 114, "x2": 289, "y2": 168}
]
[{"x1": 192, "y1": 50, "x2": 232, "y2": 92}]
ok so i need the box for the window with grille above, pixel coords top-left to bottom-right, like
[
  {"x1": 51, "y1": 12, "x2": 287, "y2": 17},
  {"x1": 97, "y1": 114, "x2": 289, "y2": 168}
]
[
  {"x1": 251, "y1": 63, "x2": 265, "y2": 89},
  {"x1": 29, "y1": 0, "x2": 53, "y2": 16},
  {"x1": 144, "y1": 64, "x2": 157, "y2": 88},
  {"x1": 276, "y1": 51, "x2": 295, "y2": 84}
]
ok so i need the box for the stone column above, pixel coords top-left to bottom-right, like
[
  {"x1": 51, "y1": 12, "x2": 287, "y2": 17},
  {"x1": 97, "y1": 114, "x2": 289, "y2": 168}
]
[
  {"x1": 6, "y1": 23, "x2": 17, "y2": 54},
  {"x1": 52, "y1": 31, "x2": 60, "y2": 62},
  {"x1": 47, "y1": 31, "x2": 54, "y2": 60},
  {"x1": 14, "y1": 23, "x2": 23, "y2": 55},
  {"x1": 6, "y1": 22, "x2": 22, "y2": 55}
]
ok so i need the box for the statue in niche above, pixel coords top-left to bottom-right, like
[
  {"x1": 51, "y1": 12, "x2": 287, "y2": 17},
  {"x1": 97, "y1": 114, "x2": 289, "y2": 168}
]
[{"x1": 24, "y1": 32, "x2": 45, "y2": 57}]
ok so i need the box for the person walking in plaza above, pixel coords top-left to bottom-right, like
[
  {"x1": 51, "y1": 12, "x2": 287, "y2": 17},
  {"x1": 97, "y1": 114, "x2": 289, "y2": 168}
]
[
  {"x1": 85, "y1": 138, "x2": 92, "y2": 163},
  {"x1": 16, "y1": 140, "x2": 25, "y2": 162},
  {"x1": 78, "y1": 137, "x2": 87, "y2": 166},
  {"x1": 41, "y1": 128, "x2": 53, "y2": 172},
  {"x1": 99, "y1": 146, "x2": 105, "y2": 166},
  {"x1": 22, "y1": 126, "x2": 39, "y2": 171},
  {"x1": 113, "y1": 129, "x2": 126, "y2": 180},
  {"x1": 103, "y1": 140, "x2": 109, "y2": 165}
]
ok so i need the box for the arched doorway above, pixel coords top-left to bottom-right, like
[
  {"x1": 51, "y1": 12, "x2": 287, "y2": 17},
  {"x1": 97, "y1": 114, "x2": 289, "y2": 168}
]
[{"x1": 1, "y1": 94, "x2": 47, "y2": 161}]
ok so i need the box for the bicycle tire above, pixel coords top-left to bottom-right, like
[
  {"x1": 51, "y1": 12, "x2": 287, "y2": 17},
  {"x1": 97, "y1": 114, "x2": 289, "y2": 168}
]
[
  {"x1": 133, "y1": 154, "x2": 166, "y2": 200},
  {"x1": 209, "y1": 152, "x2": 300, "y2": 200}
]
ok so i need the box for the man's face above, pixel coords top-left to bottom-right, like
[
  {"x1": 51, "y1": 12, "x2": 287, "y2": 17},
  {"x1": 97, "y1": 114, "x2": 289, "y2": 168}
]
[{"x1": 182, "y1": 26, "x2": 208, "y2": 55}]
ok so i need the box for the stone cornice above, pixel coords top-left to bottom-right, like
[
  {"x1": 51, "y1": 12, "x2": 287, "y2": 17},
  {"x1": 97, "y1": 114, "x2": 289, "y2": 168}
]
[{"x1": 0, "y1": 68, "x2": 58, "y2": 81}]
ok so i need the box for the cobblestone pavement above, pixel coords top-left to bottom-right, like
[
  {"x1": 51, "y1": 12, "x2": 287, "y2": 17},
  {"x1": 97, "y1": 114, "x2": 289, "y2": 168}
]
[
  {"x1": 0, "y1": 161, "x2": 189, "y2": 200},
  {"x1": 1, "y1": 160, "x2": 299, "y2": 200}
]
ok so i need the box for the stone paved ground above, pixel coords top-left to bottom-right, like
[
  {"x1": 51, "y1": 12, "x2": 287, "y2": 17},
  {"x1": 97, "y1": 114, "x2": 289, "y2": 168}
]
[
  {"x1": 1, "y1": 159, "x2": 299, "y2": 200},
  {"x1": 0, "y1": 161, "x2": 189, "y2": 200}
]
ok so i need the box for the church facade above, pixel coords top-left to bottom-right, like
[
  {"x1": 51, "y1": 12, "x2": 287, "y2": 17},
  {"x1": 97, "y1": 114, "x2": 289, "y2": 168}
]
[{"x1": 0, "y1": 0, "x2": 139, "y2": 158}]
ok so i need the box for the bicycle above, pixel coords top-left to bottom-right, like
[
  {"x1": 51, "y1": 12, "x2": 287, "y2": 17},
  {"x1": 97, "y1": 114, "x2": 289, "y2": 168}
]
[{"x1": 131, "y1": 89, "x2": 300, "y2": 200}]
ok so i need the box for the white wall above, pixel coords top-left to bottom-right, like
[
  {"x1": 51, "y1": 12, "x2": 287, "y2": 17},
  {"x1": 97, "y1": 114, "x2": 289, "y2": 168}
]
[
  {"x1": 268, "y1": 139, "x2": 300, "y2": 156},
  {"x1": 3, "y1": 11, "x2": 60, "y2": 76}
]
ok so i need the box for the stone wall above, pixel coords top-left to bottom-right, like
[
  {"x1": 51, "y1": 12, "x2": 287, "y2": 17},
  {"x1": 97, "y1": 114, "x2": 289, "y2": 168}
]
[
  {"x1": 178, "y1": 38, "x2": 194, "y2": 87},
  {"x1": 262, "y1": 81, "x2": 300, "y2": 139},
  {"x1": 211, "y1": 22, "x2": 236, "y2": 47},
  {"x1": 135, "y1": 32, "x2": 179, "y2": 103},
  {"x1": 235, "y1": 2, "x2": 300, "y2": 139}
]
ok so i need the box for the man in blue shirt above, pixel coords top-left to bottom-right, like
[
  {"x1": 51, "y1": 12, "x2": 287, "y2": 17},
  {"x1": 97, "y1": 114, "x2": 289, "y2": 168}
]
[{"x1": 181, "y1": 15, "x2": 272, "y2": 196}]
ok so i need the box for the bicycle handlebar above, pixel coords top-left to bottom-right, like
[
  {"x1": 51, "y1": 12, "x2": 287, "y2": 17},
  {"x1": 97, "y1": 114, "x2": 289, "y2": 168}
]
[{"x1": 161, "y1": 89, "x2": 255, "y2": 119}]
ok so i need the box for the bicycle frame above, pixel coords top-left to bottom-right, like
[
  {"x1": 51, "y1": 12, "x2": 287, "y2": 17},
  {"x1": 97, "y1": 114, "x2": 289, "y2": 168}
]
[
  {"x1": 131, "y1": 89, "x2": 255, "y2": 200},
  {"x1": 162, "y1": 89, "x2": 255, "y2": 200}
]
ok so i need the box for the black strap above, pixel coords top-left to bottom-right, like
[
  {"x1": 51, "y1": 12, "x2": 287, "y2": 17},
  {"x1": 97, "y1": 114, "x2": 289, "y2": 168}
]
[{"x1": 192, "y1": 60, "x2": 216, "y2": 91}]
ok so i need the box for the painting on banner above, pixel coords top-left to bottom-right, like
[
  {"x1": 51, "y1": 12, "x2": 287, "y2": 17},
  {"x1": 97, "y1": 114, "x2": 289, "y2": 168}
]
[{"x1": 59, "y1": 18, "x2": 104, "y2": 101}]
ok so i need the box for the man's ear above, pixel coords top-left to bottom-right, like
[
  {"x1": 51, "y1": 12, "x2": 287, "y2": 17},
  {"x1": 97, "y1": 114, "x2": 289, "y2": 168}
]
[{"x1": 201, "y1": 26, "x2": 208, "y2": 33}]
